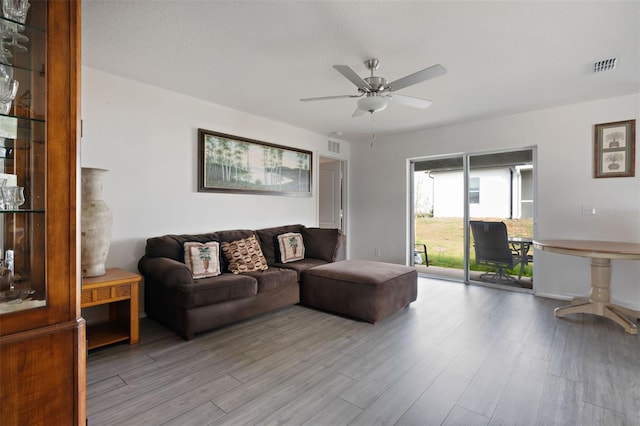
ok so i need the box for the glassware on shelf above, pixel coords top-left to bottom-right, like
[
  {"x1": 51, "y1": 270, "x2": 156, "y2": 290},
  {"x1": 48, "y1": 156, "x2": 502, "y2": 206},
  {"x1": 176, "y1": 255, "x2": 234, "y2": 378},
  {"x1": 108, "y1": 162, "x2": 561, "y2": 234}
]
[
  {"x1": 0, "y1": 247, "x2": 34, "y2": 302},
  {"x1": 1, "y1": 185, "x2": 23, "y2": 210},
  {"x1": 0, "y1": 31, "x2": 11, "y2": 64},
  {"x1": 0, "y1": 63, "x2": 11, "y2": 80},
  {"x1": 0, "y1": 75, "x2": 17, "y2": 114},
  {"x1": 1, "y1": 0, "x2": 30, "y2": 55},
  {"x1": 2, "y1": 0, "x2": 30, "y2": 23},
  {"x1": 0, "y1": 259, "x2": 11, "y2": 291},
  {"x1": 3, "y1": 24, "x2": 27, "y2": 52},
  {"x1": 5, "y1": 248, "x2": 13, "y2": 274},
  {"x1": 0, "y1": 177, "x2": 6, "y2": 208},
  {"x1": 0, "y1": 21, "x2": 27, "y2": 54}
]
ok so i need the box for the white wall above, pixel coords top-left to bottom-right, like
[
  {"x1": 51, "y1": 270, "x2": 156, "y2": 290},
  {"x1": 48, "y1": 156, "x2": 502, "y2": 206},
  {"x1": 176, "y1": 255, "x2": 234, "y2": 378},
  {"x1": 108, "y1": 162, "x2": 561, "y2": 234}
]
[
  {"x1": 350, "y1": 94, "x2": 640, "y2": 308},
  {"x1": 81, "y1": 67, "x2": 350, "y2": 277}
]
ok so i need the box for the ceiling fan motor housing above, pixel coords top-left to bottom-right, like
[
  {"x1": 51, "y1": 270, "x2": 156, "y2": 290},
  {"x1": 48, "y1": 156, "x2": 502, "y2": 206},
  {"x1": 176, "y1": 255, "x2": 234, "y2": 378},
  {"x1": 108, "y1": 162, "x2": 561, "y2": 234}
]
[{"x1": 364, "y1": 76, "x2": 387, "y2": 92}]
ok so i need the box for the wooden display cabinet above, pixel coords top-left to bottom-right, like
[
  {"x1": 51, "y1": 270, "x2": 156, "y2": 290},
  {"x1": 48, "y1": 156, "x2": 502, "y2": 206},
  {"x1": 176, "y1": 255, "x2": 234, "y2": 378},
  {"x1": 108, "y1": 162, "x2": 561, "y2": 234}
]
[{"x1": 0, "y1": 1, "x2": 84, "y2": 425}]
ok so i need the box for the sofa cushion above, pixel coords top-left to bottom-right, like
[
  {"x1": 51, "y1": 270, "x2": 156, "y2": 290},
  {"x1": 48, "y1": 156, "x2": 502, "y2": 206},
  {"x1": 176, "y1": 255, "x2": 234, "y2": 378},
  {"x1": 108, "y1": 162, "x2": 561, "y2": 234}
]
[
  {"x1": 145, "y1": 232, "x2": 219, "y2": 261},
  {"x1": 183, "y1": 241, "x2": 221, "y2": 279},
  {"x1": 221, "y1": 235, "x2": 269, "y2": 274},
  {"x1": 213, "y1": 229, "x2": 255, "y2": 272},
  {"x1": 301, "y1": 227, "x2": 341, "y2": 262},
  {"x1": 277, "y1": 232, "x2": 305, "y2": 263},
  {"x1": 245, "y1": 268, "x2": 298, "y2": 293},
  {"x1": 174, "y1": 273, "x2": 258, "y2": 309},
  {"x1": 272, "y1": 258, "x2": 328, "y2": 281},
  {"x1": 216, "y1": 229, "x2": 256, "y2": 243},
  {"x1": 255, "y1": 224, "x2": 305, "y2": 264}
]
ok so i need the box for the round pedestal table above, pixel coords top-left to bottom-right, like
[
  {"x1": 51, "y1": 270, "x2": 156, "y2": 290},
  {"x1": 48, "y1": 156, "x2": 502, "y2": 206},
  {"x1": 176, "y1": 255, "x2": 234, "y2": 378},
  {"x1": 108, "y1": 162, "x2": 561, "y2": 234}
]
[{"x1": 534, "y1": 239, "x2": 640, "y2": 335}]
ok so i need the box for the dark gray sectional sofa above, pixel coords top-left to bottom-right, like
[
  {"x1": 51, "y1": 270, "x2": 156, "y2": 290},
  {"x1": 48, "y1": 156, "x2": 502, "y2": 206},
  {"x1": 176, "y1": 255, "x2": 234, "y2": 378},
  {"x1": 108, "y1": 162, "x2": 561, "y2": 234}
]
[{"x1": 138, "y1": 224, "x2": 345, "y2": 340}]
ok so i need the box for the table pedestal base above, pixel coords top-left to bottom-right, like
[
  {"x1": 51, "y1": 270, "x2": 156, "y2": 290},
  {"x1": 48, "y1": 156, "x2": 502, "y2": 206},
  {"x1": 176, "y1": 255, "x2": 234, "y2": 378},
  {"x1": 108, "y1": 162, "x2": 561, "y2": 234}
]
[
  {"x1": 553, "y1": 258, "x2": 639, "y2": 334},
  {"x1": 555, "y1": 300, "x2": 639, "y2": 334}
]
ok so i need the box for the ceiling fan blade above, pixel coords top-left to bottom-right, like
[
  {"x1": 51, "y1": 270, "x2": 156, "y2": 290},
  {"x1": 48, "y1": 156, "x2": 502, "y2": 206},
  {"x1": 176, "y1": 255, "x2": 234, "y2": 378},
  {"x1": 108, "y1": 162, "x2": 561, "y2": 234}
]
[
  {"x1": 333, "y1": 65, "x2": 372, "y2": 91},
  {"x1": 300, "y1": 94, "x2": 357, "y2": 102},
  {"x1": 386, "y1": 93, "x2": 433, "y2": 109},
  {"x1": 387, "y1": 64, "x2": 446, "y2": 92},
  {"x1": 352, "y1": 107, "x2": 365, "y2": 118}
]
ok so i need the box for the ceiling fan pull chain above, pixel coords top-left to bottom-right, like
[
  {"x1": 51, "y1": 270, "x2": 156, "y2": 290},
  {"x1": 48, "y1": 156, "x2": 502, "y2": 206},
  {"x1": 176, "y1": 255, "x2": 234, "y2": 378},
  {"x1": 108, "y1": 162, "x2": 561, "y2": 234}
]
[{"x1": 370, "y1": 112, "x2": 376, "y2": 148}]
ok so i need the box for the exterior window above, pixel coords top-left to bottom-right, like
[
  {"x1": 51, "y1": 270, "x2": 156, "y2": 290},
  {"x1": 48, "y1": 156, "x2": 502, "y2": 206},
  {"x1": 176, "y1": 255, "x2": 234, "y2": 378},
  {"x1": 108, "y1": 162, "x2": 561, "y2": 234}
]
[{"x1": 469, "y1": 177, "x2": 480, "y2": 204}]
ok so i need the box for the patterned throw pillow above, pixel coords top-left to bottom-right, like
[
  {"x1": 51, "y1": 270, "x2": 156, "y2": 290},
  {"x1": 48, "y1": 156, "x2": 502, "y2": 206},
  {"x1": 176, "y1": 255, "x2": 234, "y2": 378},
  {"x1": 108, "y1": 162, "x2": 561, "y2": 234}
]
[
  {"x1": 277, "y1": 232, "x2": 305, "y2": 263},
  {"x1": 183, "y1": 241, "x2": 221, "y2": 279},
  {"x1": 221, "y1": 235, "x2": 269, "y2": 274}
]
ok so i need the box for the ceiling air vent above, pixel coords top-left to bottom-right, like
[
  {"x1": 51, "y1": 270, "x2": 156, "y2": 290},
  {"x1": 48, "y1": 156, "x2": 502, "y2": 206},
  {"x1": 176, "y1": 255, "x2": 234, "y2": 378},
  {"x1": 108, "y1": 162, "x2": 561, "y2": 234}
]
[
  {"x1": 594, "y1": 58, "x2": 617, "y2": 73},
  {"x1": 328, "y1": 140, "x2": 340, "y2": 154}
]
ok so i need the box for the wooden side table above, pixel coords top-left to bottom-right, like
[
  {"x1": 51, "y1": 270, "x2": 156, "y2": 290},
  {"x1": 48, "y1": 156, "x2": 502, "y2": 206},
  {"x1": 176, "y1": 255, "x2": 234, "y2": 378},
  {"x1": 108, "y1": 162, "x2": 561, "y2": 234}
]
[{"x1": 81, "y1": 268, "x2": 141, "y2": 349}]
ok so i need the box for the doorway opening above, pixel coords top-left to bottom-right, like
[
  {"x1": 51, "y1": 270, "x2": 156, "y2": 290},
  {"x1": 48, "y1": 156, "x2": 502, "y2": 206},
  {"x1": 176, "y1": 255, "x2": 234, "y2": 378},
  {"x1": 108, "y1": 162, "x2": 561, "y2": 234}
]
[
  {"x1": 410, "y1": 148, "x2": 536, "y2": 290},
  {"x1": 319, "y1": 157, "x2": 345, "y2": 233}
]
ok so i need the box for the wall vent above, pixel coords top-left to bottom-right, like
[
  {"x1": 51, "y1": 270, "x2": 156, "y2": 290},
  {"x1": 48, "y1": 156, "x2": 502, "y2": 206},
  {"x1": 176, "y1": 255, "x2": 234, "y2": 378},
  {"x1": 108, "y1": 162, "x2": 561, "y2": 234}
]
[
  {"x1": 328, "y1": 140, "x2": 340, "y2": 153},
  {"x1": 594, "y1": 58, "x2": 617, "y2": 73}
]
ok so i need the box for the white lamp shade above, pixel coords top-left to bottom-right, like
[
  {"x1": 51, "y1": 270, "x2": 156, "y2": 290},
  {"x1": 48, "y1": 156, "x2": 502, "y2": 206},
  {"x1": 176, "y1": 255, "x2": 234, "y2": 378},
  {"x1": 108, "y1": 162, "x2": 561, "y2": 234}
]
[{"x1": 357, "y1": 95, "x2": 388, "y2": 113}]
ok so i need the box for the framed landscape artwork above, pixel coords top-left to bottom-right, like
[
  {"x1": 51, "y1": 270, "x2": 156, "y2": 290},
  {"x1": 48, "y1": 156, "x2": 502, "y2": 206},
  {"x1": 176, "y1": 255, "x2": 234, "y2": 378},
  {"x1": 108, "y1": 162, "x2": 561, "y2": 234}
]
[
  {"x1": 593, "y1": 119, "x2": 635, "y2": 178},
  {"x1": 198, "y1": 129, "x2": 312, "y2": 196}
]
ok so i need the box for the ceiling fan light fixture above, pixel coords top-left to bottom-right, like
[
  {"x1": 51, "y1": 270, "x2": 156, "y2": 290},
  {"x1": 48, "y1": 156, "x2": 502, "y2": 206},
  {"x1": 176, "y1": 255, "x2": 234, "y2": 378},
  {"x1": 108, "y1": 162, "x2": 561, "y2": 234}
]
[{"x1": 358, "y1": 95, "x2": 388, "y2": 113}]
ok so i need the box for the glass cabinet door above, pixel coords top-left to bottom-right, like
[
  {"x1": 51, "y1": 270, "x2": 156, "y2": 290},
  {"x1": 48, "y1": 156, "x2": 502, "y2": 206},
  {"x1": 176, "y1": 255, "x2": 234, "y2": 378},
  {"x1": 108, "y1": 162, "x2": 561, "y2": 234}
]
[{"x1": 0, "y1": 1, "x2": 46, "y2": 315}]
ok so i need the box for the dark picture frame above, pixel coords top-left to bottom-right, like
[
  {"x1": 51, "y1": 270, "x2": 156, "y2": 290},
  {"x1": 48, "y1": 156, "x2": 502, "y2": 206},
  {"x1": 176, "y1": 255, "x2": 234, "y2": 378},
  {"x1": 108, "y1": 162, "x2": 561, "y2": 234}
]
[
  {"x1": 198, "y1": 129, "x2": 312, "y2": 196},
  {"x1": 593, "y1": 119, "x2": 635, "y2": 178}
]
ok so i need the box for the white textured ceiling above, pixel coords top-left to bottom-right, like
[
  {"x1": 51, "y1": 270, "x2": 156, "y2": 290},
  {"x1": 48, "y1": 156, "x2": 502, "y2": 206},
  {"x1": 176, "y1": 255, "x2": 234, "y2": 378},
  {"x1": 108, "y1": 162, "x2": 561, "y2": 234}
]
[{"x1": 82, "y1": 1, "x2": 640, "y2": 143}]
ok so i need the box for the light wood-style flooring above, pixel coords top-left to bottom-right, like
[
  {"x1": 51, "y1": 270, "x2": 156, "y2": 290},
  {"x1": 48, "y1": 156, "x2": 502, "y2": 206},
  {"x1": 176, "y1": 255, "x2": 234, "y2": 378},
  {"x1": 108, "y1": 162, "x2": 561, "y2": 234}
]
[{"x1": 86, "y1": 277, "x2": 640, "y2": 425}]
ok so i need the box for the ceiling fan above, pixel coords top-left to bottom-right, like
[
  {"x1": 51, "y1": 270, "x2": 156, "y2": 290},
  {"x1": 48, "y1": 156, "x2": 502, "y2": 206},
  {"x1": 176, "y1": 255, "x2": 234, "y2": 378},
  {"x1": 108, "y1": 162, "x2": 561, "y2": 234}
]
[{"x1": 300, "y1": 58, "x2": 446, "y2": 117}]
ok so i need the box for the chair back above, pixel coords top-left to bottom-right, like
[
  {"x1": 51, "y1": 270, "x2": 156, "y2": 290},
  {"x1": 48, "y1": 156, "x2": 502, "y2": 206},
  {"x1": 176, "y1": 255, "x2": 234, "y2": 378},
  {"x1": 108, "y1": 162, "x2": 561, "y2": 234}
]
[{"x1": 469, "y1": 221, "x2": 514, "y2": 268}]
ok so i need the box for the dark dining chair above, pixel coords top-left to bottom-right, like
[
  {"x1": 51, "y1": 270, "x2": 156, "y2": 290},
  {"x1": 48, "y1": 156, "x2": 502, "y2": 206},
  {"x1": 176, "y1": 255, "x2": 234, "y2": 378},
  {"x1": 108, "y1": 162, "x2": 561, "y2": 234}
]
[
  {"x1": 469, "y1": 220, "x2": 519, "y2": 284},
  {"x1": 414, "y1": 243, "x2": 429, "y2": 266}
]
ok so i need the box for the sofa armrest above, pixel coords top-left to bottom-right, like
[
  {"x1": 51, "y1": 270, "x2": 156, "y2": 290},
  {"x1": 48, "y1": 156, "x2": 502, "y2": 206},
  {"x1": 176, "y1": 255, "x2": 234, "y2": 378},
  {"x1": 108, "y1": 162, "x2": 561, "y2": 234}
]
[
  {"x1": 333, "y1": 233, "x2": 346, "y2": 262},
  {"x1": 138, "y1": 256, "x2": 193, "y2": 288}
]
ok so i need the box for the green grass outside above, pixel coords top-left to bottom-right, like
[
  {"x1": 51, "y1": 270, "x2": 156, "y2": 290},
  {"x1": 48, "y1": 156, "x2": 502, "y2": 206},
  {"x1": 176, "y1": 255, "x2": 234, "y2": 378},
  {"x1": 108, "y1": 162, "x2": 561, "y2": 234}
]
[{"x1": 415, "y1": 216, "x2": 534, "y2": 277}]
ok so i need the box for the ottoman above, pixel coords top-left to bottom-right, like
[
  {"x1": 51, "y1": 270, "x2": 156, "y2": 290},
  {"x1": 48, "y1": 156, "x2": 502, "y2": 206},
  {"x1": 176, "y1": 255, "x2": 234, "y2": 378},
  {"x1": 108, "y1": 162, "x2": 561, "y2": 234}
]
[{"x1": 301, "y1": 259, "x2": 418, "y2": 323}]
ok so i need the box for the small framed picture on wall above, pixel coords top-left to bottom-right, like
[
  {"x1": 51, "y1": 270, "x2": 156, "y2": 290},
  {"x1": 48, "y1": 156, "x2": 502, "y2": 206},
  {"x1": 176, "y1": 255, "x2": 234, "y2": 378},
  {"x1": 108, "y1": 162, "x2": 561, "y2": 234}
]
[{"x1": 593, "y1": 119, "x2": 635, "y2": 178}]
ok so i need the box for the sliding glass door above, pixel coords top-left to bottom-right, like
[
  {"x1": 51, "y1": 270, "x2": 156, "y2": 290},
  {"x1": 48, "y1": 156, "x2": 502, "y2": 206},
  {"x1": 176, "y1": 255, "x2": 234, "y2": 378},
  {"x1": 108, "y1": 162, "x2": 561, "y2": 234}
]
[
  {"x1": 467, "y1": 150, "x2": 535, "y2": 289},
  {"x1": 411, "y1": 148, "x2": 535, "y2": 289},
  {"x1": 411, "y1": 155, "x2": 466, "y2": 281}
]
